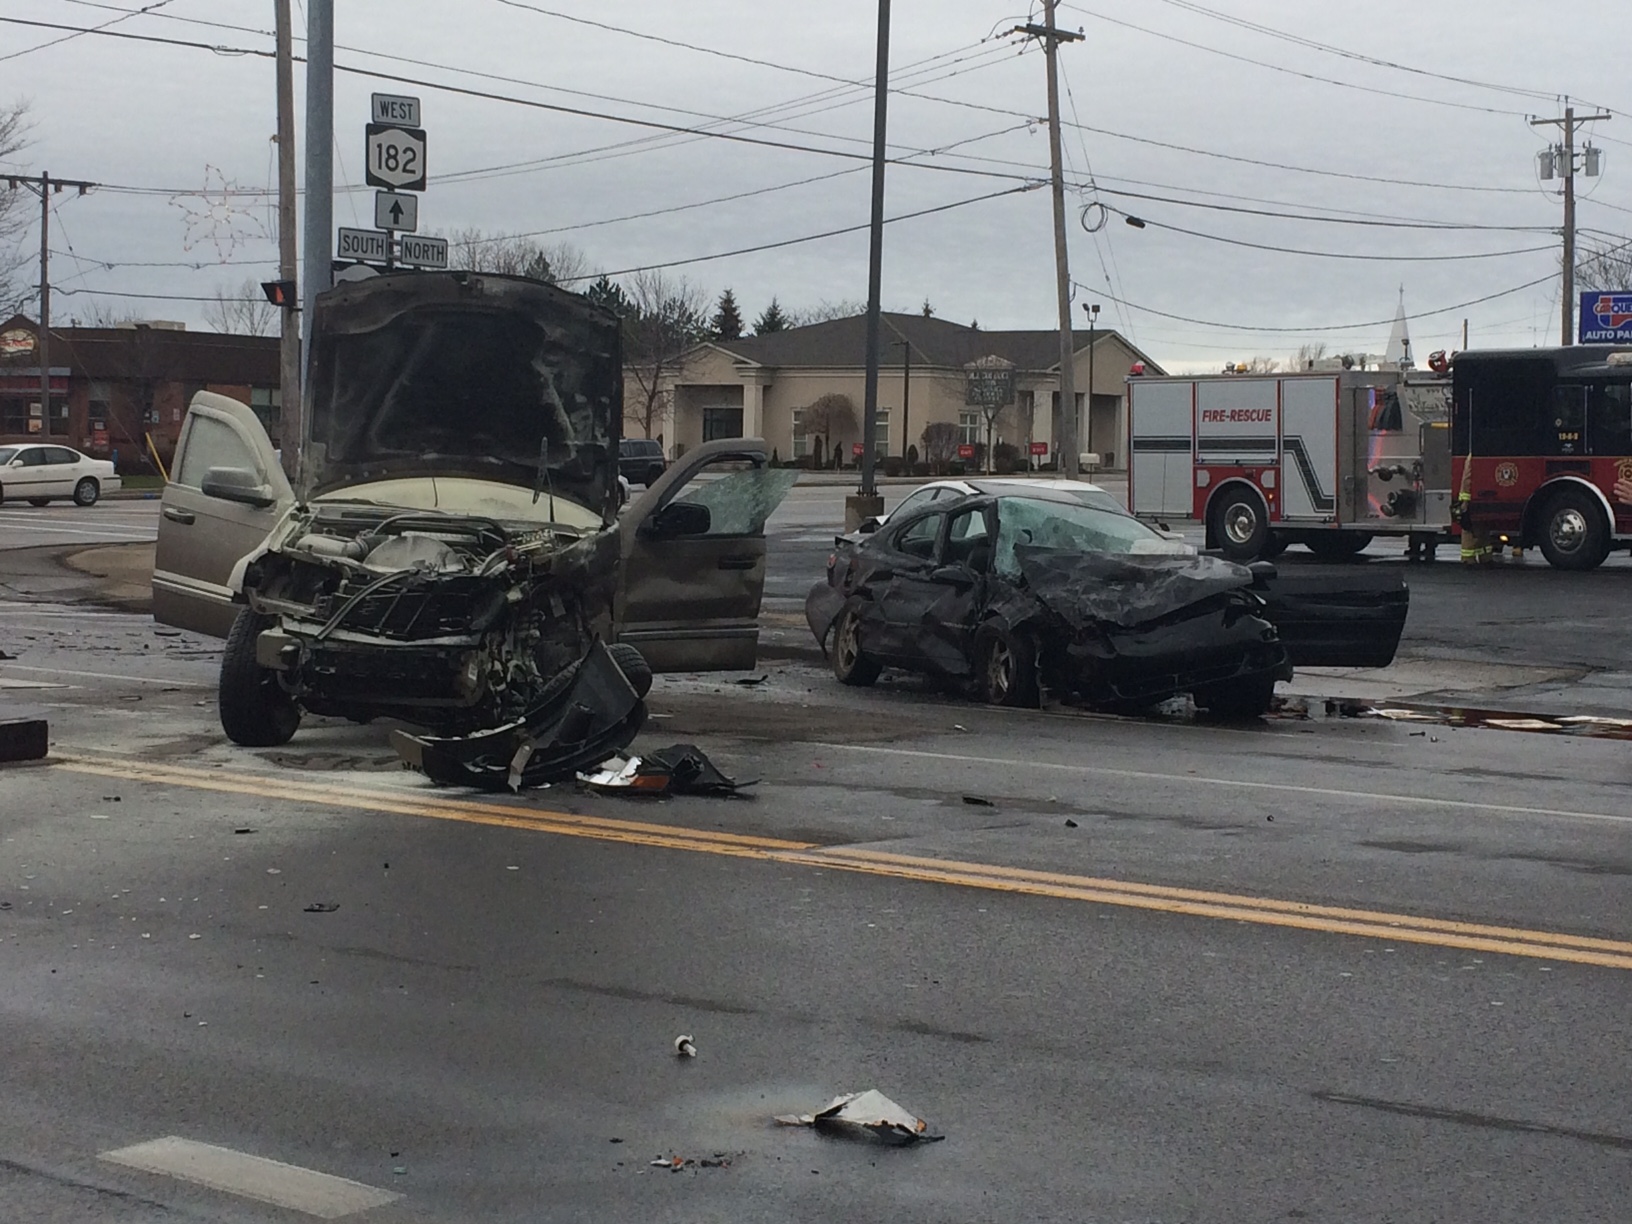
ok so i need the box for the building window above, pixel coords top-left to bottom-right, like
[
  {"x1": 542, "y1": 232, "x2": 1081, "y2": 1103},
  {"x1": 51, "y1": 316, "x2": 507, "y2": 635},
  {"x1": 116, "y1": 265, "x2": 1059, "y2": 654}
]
[
  {"x1": 702, "y1": 406, "x2": 744, "y2": 442},
  {"x1": 0, "y1": 398, "x2": 26, "y2": 433},
  {"x1": 958, "y1": 410, "x2": 980, "y2": 445},
  {"x1": 791, "y1": 407, "x2": 808, "y2": 458},
  {"x1": 250, "y1": 385, "x2": 281, "y2": 434},
  {"x1": 873, "y1": 408, "x2": 891, "y2": 455},
  {"x1": 48, "y1": 398, "x2": 68, "y2": 436}
]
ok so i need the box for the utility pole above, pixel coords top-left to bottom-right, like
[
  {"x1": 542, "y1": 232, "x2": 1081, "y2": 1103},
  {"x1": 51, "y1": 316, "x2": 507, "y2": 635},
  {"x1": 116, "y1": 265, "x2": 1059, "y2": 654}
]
[
  {"x1": 1018, "y1": 4, "x2": 1083, "y2": 477},
  {"x1": 846, "y1": 0, "x2": 890, "y2": 531},
  {"x1": 1532, "y1": 102, "x2": 1609, "y2": 346},
  {"x1": 274, "y1": 0, "x2": 302, "y2": 481},
  {"x1": 898, "y1": 339, "x2": 911, "y2": 461},
  {"x1": 299, "y1": 0, "x2": 334, "y2": 479},
  {"x1": 6, "y1": 172, "x2": 95, "y2": 441}
]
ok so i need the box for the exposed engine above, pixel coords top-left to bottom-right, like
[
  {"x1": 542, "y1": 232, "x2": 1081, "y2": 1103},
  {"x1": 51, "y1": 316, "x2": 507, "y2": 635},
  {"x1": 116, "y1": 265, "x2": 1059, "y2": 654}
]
[{"x1": 240, "y1": 505, "x2": 618, "y2": 733}]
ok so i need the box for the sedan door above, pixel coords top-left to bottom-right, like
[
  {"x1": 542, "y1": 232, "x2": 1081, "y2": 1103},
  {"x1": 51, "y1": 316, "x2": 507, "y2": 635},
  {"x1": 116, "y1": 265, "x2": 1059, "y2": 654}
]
[
  {"x1": 2, "y1": 446, "x2": 50, "y2": 499},
  {"x1": 152, "y1": 392, "x2": 293, "y2": 638},
  {"x1": 615, "y1": 437, "x2": 796, "y2": 671},
  {"x1": 42, "y1": 447, "x2": 83, "y2": 497}
]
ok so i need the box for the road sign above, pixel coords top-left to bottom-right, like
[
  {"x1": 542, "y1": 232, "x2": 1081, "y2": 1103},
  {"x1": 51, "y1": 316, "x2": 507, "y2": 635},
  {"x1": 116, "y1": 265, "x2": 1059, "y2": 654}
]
[
  {"x1": 371, "y1": 92, "x2": 421, "y2": 128},
  {"x1": 337, "y1": 227, "x2": 391, "y2": 265},
  {"x1": 1029, "y1": 441, "x2": 1049, "y2": 456},
  {"x1": 374, "y1": 190, "x2": 419, "y2": 232},
  {"x1": 365, "y1": 123, "x2": 427, "y2": 191},
  {"x1": 397, "y1": 234, "x2": 449, "y2": 269}
]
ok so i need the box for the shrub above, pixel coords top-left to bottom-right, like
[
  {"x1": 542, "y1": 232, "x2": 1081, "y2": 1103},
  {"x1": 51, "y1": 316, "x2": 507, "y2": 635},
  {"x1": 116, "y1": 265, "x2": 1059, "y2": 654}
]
[{"x1": 881, "y1": 455, "x2": 905, "y2": 477}]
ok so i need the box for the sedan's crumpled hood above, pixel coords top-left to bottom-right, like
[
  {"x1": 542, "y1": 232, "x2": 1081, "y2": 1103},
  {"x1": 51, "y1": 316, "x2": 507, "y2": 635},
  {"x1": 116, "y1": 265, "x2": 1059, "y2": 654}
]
[
  {"x1": 1014, "y1": 547, "x2": 1255, "y2": 630},
  {"x1": 303, "y1": 271, "x2": 620, "y2": 519}
]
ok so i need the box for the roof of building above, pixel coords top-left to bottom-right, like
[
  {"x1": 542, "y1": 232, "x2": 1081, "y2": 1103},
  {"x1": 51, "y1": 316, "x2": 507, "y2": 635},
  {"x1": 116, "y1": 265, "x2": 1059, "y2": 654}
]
[
  {"x1": 707, "y1": 311, "x2": 1164, "y2": 375},
  {"x1": 48, "y1": 324, "x2": 279, "y2": 384}
]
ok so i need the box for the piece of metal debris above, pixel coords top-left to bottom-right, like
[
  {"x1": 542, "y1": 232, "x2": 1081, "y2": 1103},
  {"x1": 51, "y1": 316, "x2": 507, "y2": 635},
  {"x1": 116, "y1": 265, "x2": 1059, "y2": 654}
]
[
  {"x1": 735, "y1": 674, "x2": 769, "y2": 686},
  {"x1": 775, "y1": 1090, "x2": 943, "y2": 1144},
  {"x1": 674, "y1": 1034, "x2": 697, "y2": 1058},
  {"x1": 960, "y1": 795, "x2": 995, "y2": 807},
  {"x1": 579, "y1": 744, "x2": 755, "y2": 797}
]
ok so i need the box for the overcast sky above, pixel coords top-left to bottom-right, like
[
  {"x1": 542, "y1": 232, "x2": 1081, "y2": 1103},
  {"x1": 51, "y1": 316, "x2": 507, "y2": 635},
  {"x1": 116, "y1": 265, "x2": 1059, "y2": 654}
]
[{"x1": 4, "y1": 0, "x2": 1630, "y2": 371}]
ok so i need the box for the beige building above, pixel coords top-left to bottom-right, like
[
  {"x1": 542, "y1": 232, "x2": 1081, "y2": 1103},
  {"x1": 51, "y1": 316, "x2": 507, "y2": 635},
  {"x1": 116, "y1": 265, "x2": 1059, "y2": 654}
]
[{"x1": 629, "y1": 312, "x2": 1163, "y2": 470}]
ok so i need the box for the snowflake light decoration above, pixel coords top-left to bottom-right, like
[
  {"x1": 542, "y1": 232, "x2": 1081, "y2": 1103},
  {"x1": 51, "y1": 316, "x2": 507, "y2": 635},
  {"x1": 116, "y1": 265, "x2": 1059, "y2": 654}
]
[{"x1": 170, "y1": 164, "x2": 272, "y2": 262}]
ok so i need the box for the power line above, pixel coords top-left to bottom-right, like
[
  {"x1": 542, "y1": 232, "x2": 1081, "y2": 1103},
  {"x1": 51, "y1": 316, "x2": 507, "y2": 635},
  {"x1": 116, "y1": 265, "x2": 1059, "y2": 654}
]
[
  {"x1": 0, "y1": 0, "x2": 172, "y2": 63},
  {"x1": 1085, "y1": 270, "x2": 1560, "y2": 334},
  {"x1": 1060, "y1": 3, "x2": 1530, "y2": 118},
  {"x1": 53, "y1": 287, "x2": 262, "y2": 303},
  {"x1": 1096, "y1": 187, "x2": 1555, "y2": 232},
  {"x1": 1112, "y1": 215, "x2": 1560, "y2": 262}
]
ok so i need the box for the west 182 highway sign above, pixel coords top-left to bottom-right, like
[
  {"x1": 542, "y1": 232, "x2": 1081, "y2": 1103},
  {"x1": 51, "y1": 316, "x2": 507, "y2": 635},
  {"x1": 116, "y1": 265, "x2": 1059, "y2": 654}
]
[{"x1": 364, "y1": 123, "x2": 427, "y2": 192}]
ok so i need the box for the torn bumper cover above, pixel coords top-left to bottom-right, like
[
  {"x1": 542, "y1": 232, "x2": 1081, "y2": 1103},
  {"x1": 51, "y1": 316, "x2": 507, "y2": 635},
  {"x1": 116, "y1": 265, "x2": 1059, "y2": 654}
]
[
  {"x1": 390, "y1": 640, "x2": 644, "y2": 790},
  {"x1": 775, "y1": 1090, "x2": 944, "y2": 1145}
]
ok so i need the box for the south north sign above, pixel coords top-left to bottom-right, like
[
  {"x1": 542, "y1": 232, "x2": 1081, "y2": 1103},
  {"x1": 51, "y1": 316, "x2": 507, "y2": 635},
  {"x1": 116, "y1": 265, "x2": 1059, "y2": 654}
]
[
  {"x1": 397, "y1": 235, "x2": 449, "y2": 270},
  {"x1": 337, "y1": 227, "x2": 391, "y2": 264}
]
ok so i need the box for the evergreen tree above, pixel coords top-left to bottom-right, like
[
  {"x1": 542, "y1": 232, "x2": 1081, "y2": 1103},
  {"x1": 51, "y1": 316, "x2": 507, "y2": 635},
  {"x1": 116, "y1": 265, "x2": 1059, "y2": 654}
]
[
  {"x1": 921, "y1": 298, "x2": 935, "y2": 318},
  {"x1": 753, "y1": 297, "x2": 789, "y2": 334},
  {"x1": 584, "y1": 275, "x2": 632, "y2": 318},
  {"x1": 710, "y1": 288, "x2": 744, "y2": 341}
]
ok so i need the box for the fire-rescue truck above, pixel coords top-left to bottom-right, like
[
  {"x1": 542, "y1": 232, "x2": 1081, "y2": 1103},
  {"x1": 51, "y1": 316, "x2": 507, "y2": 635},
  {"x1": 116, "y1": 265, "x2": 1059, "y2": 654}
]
[{"x1": 1126, "y1": 347, "x2": 1632, "y2": 570}]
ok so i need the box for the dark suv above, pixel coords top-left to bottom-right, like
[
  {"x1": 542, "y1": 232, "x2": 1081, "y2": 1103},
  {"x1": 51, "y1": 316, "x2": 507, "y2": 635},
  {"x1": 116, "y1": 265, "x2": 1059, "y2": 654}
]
[{"x1": 619, "y1": 437, "x2": 667, "y2": 487}]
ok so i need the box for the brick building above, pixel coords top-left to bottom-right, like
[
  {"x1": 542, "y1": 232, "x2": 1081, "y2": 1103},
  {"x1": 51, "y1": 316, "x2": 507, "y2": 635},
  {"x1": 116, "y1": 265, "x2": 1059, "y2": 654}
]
[{"x1": 0, "y1": 314, "x2": 280, "y2": 473}]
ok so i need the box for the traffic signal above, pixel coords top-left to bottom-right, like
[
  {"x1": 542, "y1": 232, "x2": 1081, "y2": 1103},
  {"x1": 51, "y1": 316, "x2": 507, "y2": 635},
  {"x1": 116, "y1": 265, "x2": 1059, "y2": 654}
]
[{"x1": 261, "y1": 280, "x2": 297, "y2": 308}]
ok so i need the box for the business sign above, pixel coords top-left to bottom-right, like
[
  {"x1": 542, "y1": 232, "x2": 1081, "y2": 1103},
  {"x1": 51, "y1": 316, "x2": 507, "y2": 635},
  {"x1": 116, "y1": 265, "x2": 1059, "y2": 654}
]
[
  {"x1": 0, "y1": 327, "x2": 35, "y2": 359},
  {"x1": 965, "y1": 363, "x2": 1015, "y2": 408},
  {"x1": 1580, "y1": 292, "x2": 1632, "y2": 343},
  {"x1": 397, "y1": 234, "x2": 449, "y2": 269},
  {"x1": 957, "y1": 443, "x2": 976, "y2": 459},
  {"x1": 1029, "y1": 441, "x2": 1049, "y2": 456}
]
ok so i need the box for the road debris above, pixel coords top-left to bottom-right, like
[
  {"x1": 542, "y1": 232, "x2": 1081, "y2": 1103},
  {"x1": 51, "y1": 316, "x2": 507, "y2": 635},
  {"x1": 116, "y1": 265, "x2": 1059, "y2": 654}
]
[
  {"x1": 0, "y1": 715, "x2": 48, "y2": 763},
  {"x1": 303, "y1": 902, "x2": 340, "y2": 913},
  {"x1": 674, "y1": 1034, "x2": 697, "y2": 1058},
  {"x1": 649, "y1": 1153, "x2": 735, "y2": 1171},
  {"x1": 960, "y1": 795, "x2": 995, "y2": 807},
  {"x1": 735, "y1": 674, "x2": 769, "y2": 686},
  {"x1": 579, "y1": 744, "x2": 755, "y2": 797},
  {"x1": 775, "y1": 1090, "x2": 943, "y2": 1144}
]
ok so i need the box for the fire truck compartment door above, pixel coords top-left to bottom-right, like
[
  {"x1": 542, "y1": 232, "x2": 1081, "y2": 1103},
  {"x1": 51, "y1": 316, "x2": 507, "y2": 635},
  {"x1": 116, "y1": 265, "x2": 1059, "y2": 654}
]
[
  {"x1": 1196, "y1": 379, "x2": 1279, "y2": 467},
  {"x1": 1278, "y1": 378, "x2": 1339, "y2": 520},
  {"x1": 1129, "y1": 379, "x2": 1194, "y2": 518}
]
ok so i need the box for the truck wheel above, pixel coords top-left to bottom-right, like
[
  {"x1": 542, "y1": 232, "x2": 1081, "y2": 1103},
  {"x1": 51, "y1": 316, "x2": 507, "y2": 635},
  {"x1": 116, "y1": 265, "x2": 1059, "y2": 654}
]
[
  {"x1": 1537, "y1": 487, "x2": 1611, "y2": 571},
  {"x1": 979, "y1": 626, "x2": 1040, "y2": 708},
  {"x1": 1305, "y1": 531, "x2": 1373, "y2": 560},
  {"x1": 831, "y1": 606, "x2": 882, "y2": 687},
  {"x1": 1194, "y1": 676, "x2": 1277, "y2": 720},
  {"x1": 1210, "y1": 487, "x2": 1269, "y2": 561},
  {"x1": 607, "y1": 642, "x2": 653, "y2": 698},
  {"x1": 218, "y1": 609, "x2": 301, "y2": 747}
]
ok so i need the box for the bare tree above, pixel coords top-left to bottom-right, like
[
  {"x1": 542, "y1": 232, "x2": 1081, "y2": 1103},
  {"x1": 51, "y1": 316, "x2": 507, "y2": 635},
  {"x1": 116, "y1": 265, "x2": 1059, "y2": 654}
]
[
  {"x1": 0, "y1": 100, "x2": 35, "y2": 313},
  {"x1": 1290, "y1": 342, "x2": 1328, "y2": 371},
  {"x1": 446, "y1": 228, "x2": 591, "y2": 283},
  {"x1": 67, "y1": 300, "x2": 135, "y2": 328},
  {"x1": 920, "y1": 421, "x2": 959, "y2": 474},
  {"x1": 623, "y1": 269, "x2": 706, "y2": 440},
  {"x1": 1577, "y1": 236, "x2": 1632, "y2": 293},
  {"x1": 786, "y1": 298, "x2": 866, "y2": 327},
  {"x1": 204, "y1": 278, "x2": 277, "y2": 336},
  {"x1": 799, "y1": 392, "x2": 857, "y2": 468}
]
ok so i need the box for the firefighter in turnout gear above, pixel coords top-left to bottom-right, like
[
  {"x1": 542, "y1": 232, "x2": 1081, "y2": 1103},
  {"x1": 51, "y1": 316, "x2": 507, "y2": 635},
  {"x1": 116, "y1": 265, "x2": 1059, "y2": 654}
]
[{"x1": 1456, "y1": 454, "x2": 1491, "y2": 565}]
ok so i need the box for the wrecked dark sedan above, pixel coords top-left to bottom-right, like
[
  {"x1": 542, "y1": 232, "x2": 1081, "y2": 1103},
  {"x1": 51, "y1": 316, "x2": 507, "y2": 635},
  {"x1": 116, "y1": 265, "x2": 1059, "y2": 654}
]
[
  {"x1": 152, "y1": 271, "x2": 793, "y2": 750},
  {"x1": 806, "y1": 489, "x2": 1407, "y2": 717}
]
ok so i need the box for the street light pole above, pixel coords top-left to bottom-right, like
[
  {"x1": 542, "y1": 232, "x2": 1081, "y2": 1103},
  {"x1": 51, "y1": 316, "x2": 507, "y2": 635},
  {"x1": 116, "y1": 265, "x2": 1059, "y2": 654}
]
[
  {"x1": 846, "y1": 0, "x2": 891, "y2": 531},
  {"x1": 1082, "y1": 301, "x2": 1099, "y2": 462}
]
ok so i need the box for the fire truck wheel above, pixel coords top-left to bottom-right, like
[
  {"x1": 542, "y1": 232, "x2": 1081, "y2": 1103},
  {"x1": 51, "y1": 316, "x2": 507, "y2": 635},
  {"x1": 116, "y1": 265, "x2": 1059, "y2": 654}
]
[
  {"x1": 1305, "y1": 531, "x2": 1373, "y2": 560},
  {"x1": 1537, "y1": 487, "x2": 1611, "y2": 571},
  {"x1": 1210, "y1": 487, "x2": 1269, "y2": 561}
]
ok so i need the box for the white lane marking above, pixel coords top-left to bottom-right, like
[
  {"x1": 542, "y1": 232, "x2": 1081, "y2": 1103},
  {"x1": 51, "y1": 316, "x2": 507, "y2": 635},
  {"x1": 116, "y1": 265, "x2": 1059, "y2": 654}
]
[
  {"x1": 0, "y1": 677, "x2": 71, "y2": 689},
  {"x1": 0, "y1": 520, "x2": 156, "y2": 539},
  {"x1": 810, "y1": 741, "x2": 1632, "y2": 827},
  {"x1": 2, "y1": 664, "x2": 213, "y2": 688},
  {"x1": 101, "y1": 1137, "x2": 400, "y2": 1218}
]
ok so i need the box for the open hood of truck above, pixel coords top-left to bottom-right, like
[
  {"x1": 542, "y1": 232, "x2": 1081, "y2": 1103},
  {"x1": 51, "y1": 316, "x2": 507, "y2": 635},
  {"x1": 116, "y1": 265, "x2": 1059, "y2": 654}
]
[{"x1": 302, "y1": 271, "x2": 620, "y2": 519}]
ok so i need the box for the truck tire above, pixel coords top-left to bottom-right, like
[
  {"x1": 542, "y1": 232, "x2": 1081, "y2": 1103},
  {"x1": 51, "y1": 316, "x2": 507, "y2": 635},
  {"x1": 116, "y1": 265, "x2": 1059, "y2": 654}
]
[
  {"x1": 607, "y1": 642, "x2": 653, "y2": 698},
  {"x1": 1210, "y1": 487, "x2": 1269, "y2": 562},
  {"x1": 978, "y1": 625, "x2": 1040, "y2": 708},
  {"x1": 218, "y1": 609, "x2": 301, "y2": 747},
  {"x1": 831, "y1": 606, "x2": 882, "y2": 687},
  {"x1": 1305, "y1": 531, "x2": 1373, "y2": 561},
  {"x1": 1536, "y1": 486, "x2": 1611, "y2": 571}
]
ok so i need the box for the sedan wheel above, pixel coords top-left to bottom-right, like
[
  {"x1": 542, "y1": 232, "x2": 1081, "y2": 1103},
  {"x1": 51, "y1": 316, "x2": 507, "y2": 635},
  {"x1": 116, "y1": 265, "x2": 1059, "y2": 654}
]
[
  {"x1": 831, "y1": 607, "x2": 882, "y2": 687},
  {"x1": 981, "y1": 627, "x2": 1039, "y2": 708},
  {"x1": 73, "y1": 477, "x2": 100, "y2": 507}
]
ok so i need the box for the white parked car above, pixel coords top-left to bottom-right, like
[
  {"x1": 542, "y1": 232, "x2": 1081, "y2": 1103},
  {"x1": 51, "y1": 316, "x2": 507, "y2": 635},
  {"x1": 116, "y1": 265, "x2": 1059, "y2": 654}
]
[{"x1": 0, "y1": 443, "x2": 122, "y2": 507}]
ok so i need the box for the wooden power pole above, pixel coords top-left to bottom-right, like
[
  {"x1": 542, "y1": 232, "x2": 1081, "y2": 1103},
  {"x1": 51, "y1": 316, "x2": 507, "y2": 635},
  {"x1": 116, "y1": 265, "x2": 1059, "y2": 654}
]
[
  {"x1": 5, "y1": 172, "x2": 95, "y2": 439},
  {"x1": 1532, "y1": 102, "x2": 1610, "y2": 346},
  {"x1": 274, "y1": 0, "x2": 302, "y2": 479}
]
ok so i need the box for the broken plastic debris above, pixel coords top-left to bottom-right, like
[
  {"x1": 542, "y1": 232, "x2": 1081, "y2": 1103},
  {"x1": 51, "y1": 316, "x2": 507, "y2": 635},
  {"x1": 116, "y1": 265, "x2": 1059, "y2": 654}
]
[
  {"x1": 960, "y1": 795, "x2": 995, "y2": 807},
  {"x1": 579, "y1": 745, "x2": 755, "y2": 797},
  {"x1": 775, "y1": 1090, "x2": 943, "y2": 1144},
  {"x1": 578, "y1": 755, "x2": 671, "y2": 794},
  {"x1": 303, "y1": 902, "x2": 340, "y2": 913},
  {"x1": 735, "y1": 674, "x2": 768, "y2": 686},
  {"x1": 674, "y1": 1034, "x2": 697, "y2": 1058},
  {"x1": 1483, "y1": 718, "x2": 1563, "y2": 731}
]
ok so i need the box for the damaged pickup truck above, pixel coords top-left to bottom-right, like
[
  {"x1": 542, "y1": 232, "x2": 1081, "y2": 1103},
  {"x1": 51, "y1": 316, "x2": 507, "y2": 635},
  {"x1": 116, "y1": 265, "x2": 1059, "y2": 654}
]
[
  {"x1": 806, "y1": 488, "x2": 1407, "y2": 717},
  {"x1": 152, "y1": 271, "x2": 793, "y2": 752}
]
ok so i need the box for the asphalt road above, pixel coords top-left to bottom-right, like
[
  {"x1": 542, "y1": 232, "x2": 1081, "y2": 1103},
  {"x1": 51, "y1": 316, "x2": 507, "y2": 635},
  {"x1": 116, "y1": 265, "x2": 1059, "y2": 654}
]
[
  {"x1": 2, "y1": 480, "x2": 1631, "y2": 1222},
  {"x1": 0, "y1": 500, "x2": 160, "y2": 551}
]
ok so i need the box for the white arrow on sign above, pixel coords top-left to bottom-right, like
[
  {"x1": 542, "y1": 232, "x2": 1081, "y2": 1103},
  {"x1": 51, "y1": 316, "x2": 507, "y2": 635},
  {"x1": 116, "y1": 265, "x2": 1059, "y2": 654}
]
[{"x1": 374, "y1": 190, "x2": 418, "y2": 232}]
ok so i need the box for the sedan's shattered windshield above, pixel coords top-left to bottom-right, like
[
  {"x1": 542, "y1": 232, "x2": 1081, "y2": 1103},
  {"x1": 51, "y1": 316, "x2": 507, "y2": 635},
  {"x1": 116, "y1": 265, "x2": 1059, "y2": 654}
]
[{"x1": 993, "y1": 495, "x2": 1187, "y2": 577}]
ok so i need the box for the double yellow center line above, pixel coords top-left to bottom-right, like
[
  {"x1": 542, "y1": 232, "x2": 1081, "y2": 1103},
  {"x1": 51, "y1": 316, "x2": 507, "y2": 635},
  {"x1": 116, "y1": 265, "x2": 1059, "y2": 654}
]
[{"x1": 56, "y1": 755, "x2": 1632, "y2": 972}]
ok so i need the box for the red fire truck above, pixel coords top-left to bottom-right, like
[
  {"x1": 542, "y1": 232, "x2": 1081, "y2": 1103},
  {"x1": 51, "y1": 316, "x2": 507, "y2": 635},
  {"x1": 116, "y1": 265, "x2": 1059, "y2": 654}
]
[{"x1": 1128, "y1": 350, "x2": 1632, "y2": 569}]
